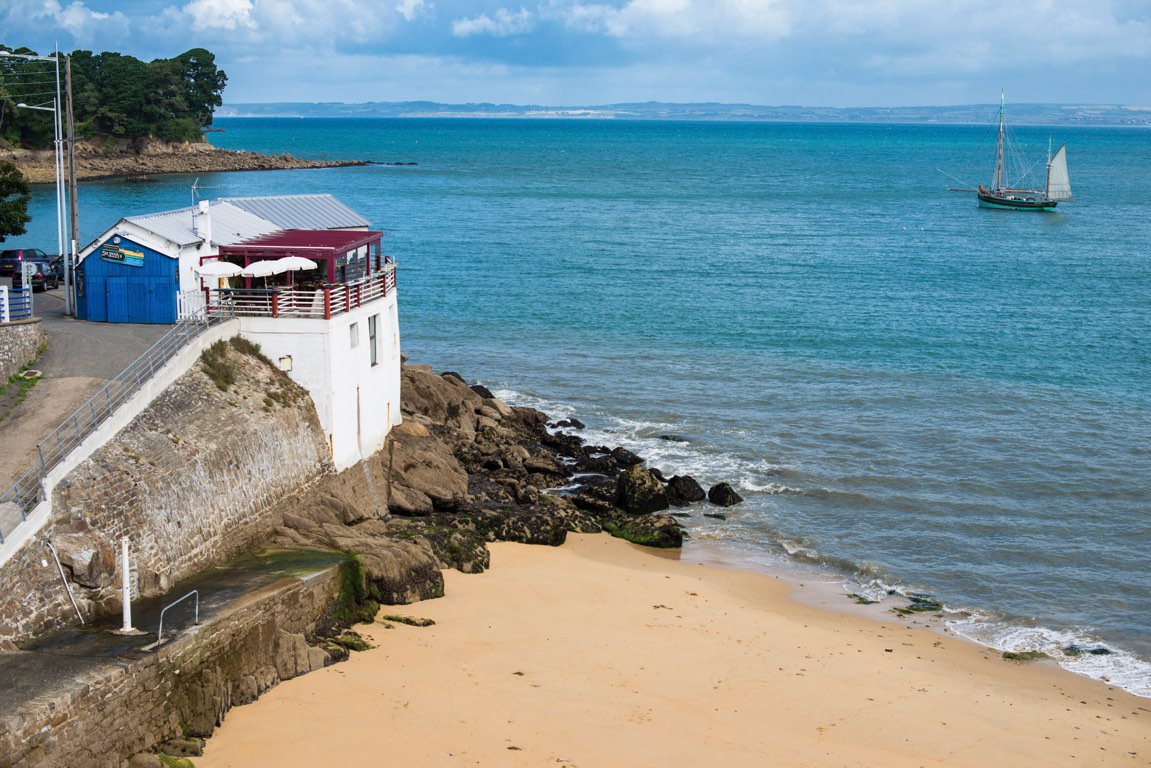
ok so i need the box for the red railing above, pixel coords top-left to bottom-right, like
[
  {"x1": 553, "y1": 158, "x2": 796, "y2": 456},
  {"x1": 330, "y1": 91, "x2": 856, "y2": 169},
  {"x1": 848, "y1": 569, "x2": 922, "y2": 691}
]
[{"x1": 203, "y1": 263, "x2": 396, "y2": 320}]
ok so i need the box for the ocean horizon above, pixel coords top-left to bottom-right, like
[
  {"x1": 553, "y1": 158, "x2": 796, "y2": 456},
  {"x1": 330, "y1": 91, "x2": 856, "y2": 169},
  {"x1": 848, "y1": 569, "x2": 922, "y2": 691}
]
[{"x1": 12, "y1": 116, "x2": 1151, "y2": 697}]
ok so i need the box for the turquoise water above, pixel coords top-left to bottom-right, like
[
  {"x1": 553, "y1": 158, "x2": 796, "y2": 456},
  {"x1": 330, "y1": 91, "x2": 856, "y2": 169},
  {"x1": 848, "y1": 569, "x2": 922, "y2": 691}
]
[{"x1": 12, "y1": 118, "x2": 1151, "y2": 694}]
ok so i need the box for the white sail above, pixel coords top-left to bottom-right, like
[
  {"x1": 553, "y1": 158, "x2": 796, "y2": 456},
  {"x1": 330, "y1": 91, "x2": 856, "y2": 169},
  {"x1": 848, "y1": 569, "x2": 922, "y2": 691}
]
[{"x1": 1046, "y1": 144, "x2": 1072, "y2": 200}]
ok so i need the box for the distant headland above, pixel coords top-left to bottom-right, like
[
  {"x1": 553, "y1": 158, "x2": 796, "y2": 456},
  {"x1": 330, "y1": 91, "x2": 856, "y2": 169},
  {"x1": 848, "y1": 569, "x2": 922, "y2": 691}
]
[{"x1": 216, "y1": 100, "x2": 1151, "y2": 127}]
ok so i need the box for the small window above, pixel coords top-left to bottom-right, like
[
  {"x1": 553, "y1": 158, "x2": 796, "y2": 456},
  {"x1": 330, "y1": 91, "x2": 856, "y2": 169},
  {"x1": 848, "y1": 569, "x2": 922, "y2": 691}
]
[
  {"x1": 349, "y1": 322, "x2": 359, "y2": 348},
  {"x1": 368, "y1": 314, "x2": 379, "y2": 366}
]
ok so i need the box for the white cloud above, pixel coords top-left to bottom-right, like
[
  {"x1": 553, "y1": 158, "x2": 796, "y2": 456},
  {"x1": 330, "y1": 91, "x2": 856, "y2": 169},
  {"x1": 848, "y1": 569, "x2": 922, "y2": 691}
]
[
  {"x1": 453, "y1": 7, "x2": 535, "y2": 37},
  {"x1": 182, "y1": 0, "x2": 256, "y2": 31},
  {"x1": 395, "y1": 0, "x2": 429, "y2": 22},
  {"x1": 558, "y1": 0, "x2": 791, "y2": 43}
]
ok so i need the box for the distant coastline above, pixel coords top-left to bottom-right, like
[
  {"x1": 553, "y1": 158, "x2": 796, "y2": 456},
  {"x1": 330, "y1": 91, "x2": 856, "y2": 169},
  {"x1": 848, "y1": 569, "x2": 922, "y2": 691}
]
[{"x1": 216, "y1": 100, "x2": 1151, "y2": 127}]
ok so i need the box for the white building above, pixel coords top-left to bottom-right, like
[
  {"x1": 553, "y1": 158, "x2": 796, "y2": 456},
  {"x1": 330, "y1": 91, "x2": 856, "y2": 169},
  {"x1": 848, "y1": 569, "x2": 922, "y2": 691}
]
[{"x1": 76, "y1": 194, "x2": 401, "y2": 471}]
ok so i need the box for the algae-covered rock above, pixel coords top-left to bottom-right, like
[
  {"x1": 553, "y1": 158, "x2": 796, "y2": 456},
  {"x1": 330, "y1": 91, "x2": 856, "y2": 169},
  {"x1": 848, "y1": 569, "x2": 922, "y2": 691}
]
[{"x1": 617, "y1": 465, "x2": 669, "y2": 514}]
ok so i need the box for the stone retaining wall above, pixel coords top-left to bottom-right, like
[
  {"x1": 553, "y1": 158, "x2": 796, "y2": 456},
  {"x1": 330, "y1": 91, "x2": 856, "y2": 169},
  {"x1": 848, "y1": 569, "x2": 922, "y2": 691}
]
[
  {"x1": 0, "y1": 339, "x2": 333, "y2": 649},
  {"x1": 0, "y1": 565, "x2": 347, "y2": 768},
  {"x1": 0, "y1": 319, "x2": 45, "y2": 384}
]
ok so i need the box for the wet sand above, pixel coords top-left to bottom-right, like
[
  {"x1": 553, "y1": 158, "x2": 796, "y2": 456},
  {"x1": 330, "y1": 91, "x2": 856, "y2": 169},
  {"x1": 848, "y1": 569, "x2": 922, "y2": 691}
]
[{"x1": 197, "y1": 534, "x2": 1150, "y2": 767}]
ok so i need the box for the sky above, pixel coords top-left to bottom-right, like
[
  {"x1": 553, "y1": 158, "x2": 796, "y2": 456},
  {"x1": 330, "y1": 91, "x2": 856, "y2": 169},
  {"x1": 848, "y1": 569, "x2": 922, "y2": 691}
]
[{"x1": 2, "y1": 0, "x2": 1150, "y2": 107}]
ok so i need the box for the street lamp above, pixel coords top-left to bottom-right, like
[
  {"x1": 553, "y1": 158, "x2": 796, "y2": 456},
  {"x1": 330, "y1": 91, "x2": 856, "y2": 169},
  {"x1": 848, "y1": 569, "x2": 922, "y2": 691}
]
[{"x1": 3, "y1": 49, "x2": 74, "y2": 316}]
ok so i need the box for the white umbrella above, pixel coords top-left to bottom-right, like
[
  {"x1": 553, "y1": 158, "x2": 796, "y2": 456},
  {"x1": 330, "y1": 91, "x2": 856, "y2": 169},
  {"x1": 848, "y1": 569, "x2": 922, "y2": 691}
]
[
  {"x1": 194, "y1": 261, "x2": 243, "y2": 278},
  {"x1": 273, "y1": 256, "x2": 318, "y2": 271},
  {"x1": 241, "y1": 260, "x2": 285, "y2": 277}
]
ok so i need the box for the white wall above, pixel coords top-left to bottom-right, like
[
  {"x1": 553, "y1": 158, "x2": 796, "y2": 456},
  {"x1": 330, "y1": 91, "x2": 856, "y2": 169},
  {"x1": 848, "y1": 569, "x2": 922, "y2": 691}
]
[{"x1": 238, "y1": 292, "x2": 401, "y2": 471}]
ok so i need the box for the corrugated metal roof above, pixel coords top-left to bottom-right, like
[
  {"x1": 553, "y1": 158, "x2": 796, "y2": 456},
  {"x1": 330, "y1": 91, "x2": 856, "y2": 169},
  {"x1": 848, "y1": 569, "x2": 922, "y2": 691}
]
[
  {"x1": 221, "y1": 194, "x2": 371, "y2": 230},
  {"x1": 123, "y1": 201, "x2": 281, "y2": 247}
]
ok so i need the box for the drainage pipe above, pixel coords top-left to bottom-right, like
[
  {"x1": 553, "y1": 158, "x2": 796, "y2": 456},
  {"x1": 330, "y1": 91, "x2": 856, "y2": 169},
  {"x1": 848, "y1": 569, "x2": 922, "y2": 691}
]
[{"x1": 43, "y1": 539, "x2": 85, "y2": 624}]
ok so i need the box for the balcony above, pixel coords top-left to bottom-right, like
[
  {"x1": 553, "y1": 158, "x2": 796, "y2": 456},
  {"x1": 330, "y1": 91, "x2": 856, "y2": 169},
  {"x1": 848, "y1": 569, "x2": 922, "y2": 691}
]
[{"x1": 189, "y1": 262, "x2": 396, "y2": 320}]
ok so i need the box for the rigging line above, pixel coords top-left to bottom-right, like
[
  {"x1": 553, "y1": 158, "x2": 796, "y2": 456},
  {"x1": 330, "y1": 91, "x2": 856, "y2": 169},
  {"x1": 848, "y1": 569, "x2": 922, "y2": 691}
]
[{"x1": 936, "y1": 167, "x2": 969, "y2": 187}]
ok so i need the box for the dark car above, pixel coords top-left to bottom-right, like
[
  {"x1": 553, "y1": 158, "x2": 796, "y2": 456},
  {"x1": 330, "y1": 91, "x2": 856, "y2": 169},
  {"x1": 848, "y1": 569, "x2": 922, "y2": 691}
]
[
  {"x1": 12, "y1": 261, "x2": 61, "y2": 292},
  {"x1": 0, "y1": 248, "x2": 51, "y2": 278}
]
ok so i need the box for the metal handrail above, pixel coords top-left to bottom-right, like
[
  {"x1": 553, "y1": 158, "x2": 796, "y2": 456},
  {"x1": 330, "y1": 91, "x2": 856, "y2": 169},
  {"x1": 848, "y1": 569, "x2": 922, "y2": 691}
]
[
  {"x1": 0, "y1": 311, "x2": 230, "y2": 544},
  {"x1": 155, "y1": 589, "x2": 199, "y2": 647}
]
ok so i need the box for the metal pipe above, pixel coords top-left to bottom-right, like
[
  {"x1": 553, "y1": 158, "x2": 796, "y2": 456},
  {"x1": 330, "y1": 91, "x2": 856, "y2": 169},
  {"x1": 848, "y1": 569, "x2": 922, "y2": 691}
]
[{"x1": 44, "y1": 539, "x2": 85, "y2": 623}]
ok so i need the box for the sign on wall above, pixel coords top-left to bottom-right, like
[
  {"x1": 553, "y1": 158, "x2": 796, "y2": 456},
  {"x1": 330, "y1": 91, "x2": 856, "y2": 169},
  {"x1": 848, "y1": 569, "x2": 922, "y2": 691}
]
[{"x1": 101, "y1": 237, "x2": 145, "y2": 268}]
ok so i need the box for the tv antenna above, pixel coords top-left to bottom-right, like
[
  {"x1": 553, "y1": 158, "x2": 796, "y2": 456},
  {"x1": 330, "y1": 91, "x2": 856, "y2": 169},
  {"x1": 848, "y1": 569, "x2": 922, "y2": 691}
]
[{"x1": 191, "y1": 178, "x2": 221, "y2": 206}]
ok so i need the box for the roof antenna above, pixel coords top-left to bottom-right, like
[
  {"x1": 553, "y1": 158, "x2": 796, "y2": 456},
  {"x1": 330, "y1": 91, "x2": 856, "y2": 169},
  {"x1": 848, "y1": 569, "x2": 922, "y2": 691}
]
[{"x1": 190, "y1": 177, "x2": 221, "y2": 229}]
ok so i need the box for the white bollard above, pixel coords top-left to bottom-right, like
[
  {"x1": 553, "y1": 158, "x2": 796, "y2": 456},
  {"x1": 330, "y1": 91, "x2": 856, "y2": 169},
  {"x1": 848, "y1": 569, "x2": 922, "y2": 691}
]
[{"x1": 120, "y1": 536, "x2": 135, "y2": 633}]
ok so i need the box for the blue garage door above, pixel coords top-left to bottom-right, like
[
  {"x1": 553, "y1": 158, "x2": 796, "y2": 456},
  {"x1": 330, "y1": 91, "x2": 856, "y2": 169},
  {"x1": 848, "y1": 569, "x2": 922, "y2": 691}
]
[{"x1": 105, "y1": 277, "x2": 175, "y2": 323}]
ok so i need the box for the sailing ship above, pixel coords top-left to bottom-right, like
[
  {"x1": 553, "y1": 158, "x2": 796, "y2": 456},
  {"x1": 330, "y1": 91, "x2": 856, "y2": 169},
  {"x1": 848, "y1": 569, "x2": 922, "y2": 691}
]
[{"x1": 976, "y1": 91, "x2": 1072, "y2": 211}]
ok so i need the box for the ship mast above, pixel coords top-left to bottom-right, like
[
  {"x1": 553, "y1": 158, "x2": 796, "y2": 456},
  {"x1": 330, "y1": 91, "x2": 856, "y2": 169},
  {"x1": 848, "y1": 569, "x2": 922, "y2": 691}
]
[{"x1": 995, "y1": 89, "x2": 1006, "y2": 192}]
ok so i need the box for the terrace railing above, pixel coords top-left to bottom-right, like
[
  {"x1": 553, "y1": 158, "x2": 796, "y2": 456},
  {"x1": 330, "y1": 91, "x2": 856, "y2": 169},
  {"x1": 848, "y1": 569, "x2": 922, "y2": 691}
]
[
  {"x1": 204, "y1": 262, "x2": 396, "y2": 320},
  {"x1": 0, "y1": 311, "x2": 231, "y2": 544}
]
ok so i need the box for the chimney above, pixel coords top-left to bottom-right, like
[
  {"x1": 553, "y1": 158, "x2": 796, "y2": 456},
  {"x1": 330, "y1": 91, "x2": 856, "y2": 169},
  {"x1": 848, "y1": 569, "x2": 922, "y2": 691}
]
[{"x1": 193, "y1": 200, "x2": 212, "y2": 245}]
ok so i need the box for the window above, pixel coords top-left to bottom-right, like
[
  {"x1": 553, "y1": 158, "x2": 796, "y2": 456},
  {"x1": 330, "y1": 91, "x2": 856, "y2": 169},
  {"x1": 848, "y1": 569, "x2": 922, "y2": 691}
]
[
  {"x1": 350, "y1": 322, "x2": 359, "y2": 348},
  {"x1": 368, "y1": 314, "x2": 379, "y2": 366}
]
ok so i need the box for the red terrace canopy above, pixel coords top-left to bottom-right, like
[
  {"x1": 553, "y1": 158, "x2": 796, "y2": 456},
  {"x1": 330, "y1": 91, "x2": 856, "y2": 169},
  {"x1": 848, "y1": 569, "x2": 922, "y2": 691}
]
[{"x1": 218, "y1": 229, "x2": 384, "y2": 284}]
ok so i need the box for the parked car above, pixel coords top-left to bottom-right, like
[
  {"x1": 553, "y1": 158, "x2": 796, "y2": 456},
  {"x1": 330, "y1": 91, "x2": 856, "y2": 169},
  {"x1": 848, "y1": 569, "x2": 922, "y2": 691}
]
[
  {"x1": 12, "y1": 261, "x2": 61, "y2": 292},
  {"x1": 0, "y1": 248, "x2": 52, "y2": 278}
]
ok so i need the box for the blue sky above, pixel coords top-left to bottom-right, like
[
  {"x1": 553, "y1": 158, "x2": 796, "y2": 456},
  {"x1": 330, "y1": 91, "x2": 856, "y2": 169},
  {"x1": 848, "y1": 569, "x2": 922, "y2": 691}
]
[{"x1": 3, "y1": 0, "x2": 1150, "y2": 107}]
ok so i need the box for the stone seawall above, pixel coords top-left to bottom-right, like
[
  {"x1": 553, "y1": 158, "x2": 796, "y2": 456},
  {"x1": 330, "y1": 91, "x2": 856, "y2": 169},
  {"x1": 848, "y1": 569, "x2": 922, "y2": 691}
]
[
  {"x1": 0, "y1": 320, "x2": 45, "y2": 385},
  {"x1": 0, "y1": 564, "x2": 348, "y2": 768},
  {"x1": 0, "y1": 339, "x2": 332, "y2": 649}
]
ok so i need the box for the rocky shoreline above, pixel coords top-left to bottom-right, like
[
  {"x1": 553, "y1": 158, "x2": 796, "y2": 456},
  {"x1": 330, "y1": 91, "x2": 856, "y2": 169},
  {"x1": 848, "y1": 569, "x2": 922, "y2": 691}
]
[
  {"x1": 1, "y1": 137, "x2": 367, "y2": 184},
  {"x1": 267, "y1": 358, "x2": 744, "y2": 609}
]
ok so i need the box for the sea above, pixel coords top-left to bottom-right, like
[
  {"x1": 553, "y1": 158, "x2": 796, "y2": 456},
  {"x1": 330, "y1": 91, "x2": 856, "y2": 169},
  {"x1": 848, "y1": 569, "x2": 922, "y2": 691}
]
[{"x1": 11, "y1": 117, "x2": 1151, "y2": 697}]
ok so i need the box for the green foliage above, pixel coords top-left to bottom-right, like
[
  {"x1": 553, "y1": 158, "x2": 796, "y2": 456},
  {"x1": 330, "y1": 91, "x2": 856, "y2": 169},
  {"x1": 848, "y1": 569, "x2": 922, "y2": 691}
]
[
  {"x1": 0, "y1": 45, "x2": 227, "y2": 150},
  {"x1": 200, "y1": 339, "x2": 237, "y2": 391},
  {"x1": 0, "y1": 159, "x2": 30, "y2": 240}
]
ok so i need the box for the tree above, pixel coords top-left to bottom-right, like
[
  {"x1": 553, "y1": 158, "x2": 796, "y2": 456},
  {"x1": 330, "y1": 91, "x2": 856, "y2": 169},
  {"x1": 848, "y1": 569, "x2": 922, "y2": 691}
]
[
  {"x1": 0, "y1": 160, "x2": 31, "y2": 241},
  {"x1": 1, "y1": 46, "x2": 228, "y2": 150}
]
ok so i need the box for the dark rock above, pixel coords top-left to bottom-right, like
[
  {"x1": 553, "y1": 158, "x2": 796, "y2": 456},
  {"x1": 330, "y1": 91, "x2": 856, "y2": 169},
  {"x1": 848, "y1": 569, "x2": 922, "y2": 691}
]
[
  {"x1": 610, "y1": 447, "x2": 644, "y2": 467},
  {"x1": 1063, "y1": 645, "x2": 1114, "y2": 656},
  {"x1": 440, "y1": 371, "x2": 467, "y2": 384},
  {"x1": 471, "y1": 383, "x2": 495, "y2": 399},
  {"x1": 578, "y1": 453, "x2": 618, "y2": 475},
  {"x1": 703, "y1": 512, "x2": 727, "y2": 520},
  {"x1": 649, "y1": 467, "x2": 666, "y2": 482},
  {"x1": 542, "y1": 430, "x2": 586, "y2": 458},
  {"x1": 707, "y1": 482, "x2": 744, "y2": 507},
  {"x1": 571, "y1": 475, "x2": 619, "y2": 505},
  {"x1": 603, "y1": 513, "x2": 684, "y2": 548},
  {"x1": 617, "y1": 465, "x2": 669, "y2": 514},
  {"x1": 523, "y1": 452, "x2": 572, "y2": 479},
  {"x1": 666, "y1": 475, "x2": 706, "y2": 506},
  {"x1": 552, "y1": 417, "x2": 586, "y2": 429},
  {"x1": 659, "y1": 435, "x2": 690, "y2": 443},
  {"x1": 568, "y1": 493, "x2": 617, "y2": 519}
]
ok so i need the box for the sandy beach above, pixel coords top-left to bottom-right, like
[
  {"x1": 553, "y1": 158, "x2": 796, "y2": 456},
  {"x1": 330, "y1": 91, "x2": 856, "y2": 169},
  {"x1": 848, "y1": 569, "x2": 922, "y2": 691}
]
[{"x1": 197, "y1": 534, "x2": 1149, "y2": 767}]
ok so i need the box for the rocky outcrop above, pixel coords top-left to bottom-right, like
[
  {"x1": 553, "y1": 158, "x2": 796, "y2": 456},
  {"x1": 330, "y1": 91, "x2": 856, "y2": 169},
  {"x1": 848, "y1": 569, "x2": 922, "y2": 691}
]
[{"x1": 1, "y1": 138, "x2": 368, "y2": 184}]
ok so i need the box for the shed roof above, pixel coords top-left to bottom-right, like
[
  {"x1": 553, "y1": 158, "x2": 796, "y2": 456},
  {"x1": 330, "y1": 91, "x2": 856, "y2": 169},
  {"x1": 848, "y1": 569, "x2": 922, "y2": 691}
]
[
  {"x1": 220, "y1": 194, "x2": 370, "y2": 230},
  {"x1": 122, "y1": 201, "x2": 281, "y2": 248}
]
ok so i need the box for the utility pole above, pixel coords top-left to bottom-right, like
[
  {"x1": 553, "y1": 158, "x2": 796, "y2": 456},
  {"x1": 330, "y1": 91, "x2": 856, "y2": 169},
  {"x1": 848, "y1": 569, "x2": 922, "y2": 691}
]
[{"x1": 64, "y1": 54, "x2": 79, "y2": 317}]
